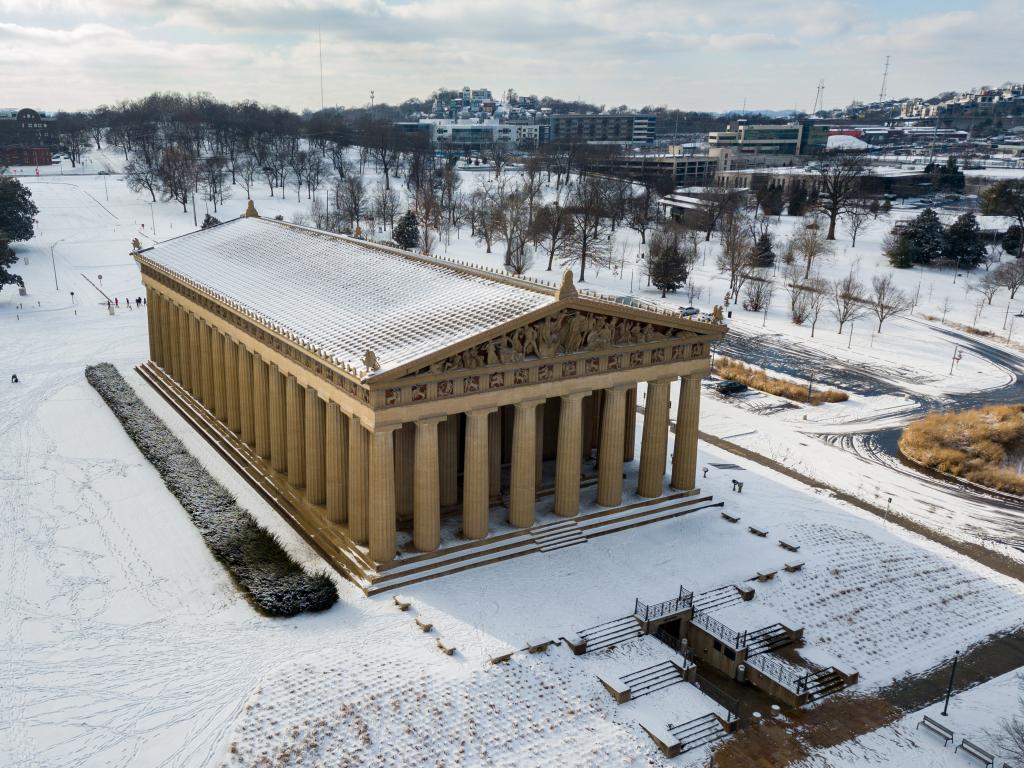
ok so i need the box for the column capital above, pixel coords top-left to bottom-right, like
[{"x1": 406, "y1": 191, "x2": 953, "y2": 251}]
[
  {"x1": 608, "y1": 382, "x2": 633, "y2": 394},
  {"x1": 560, "y1": 390, "x2": 590, "y2": 402},
  {"x1": 466, "y1": 406, "x2": 499, "y2": 418},
  {"x1": 371, "y1": 423, "x2": 403, "y2": 436},
  {"x1": 514, "y1": 398, "x2": 545, "y2": 412},
  {"x1": 415, "y1": 414, "x2": 448, "y2": 427}
]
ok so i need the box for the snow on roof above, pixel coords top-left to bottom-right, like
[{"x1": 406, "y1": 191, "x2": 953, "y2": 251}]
[{"x1": 140, "y1": 217, "x2": 554, "y2": 377}]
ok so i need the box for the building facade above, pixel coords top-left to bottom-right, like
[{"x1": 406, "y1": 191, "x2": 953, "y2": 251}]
[
  {"x1": 135, "y1": 208, "x2": 724, "y2": 580},
  {"x1": 549, "y1": 114, "x2": 657, "y2": 145}
]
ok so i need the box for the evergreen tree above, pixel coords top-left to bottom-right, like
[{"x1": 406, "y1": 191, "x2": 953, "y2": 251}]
[
  {"x1": 751, "y1": 232, "x2": 775, "y2": 268},
  {"x1": 0, "y1": 176, "x2": 38, "y2": 245},
  {"x1": 393, "y1": 210, "x2": 419, "y2": 250},
  {"x1": 926, "y1": 156, "x2": 965, "y2": 192},
  {"x1": 904, "y1": 208, "x2": 946, "y2": 265},
  {"x1": 943, "y1": 212, "x2": 985, "y2": 269},
  {"x1": 1003, "y1": 225, "x2": 1023, "y2": 257},
  {"x1": 0, "y1": 244, "x2": 23, "y2": 294},
  {"x1": 884, "y1": 230, "x2": 913, "y2": 268},
  {"x1": 646, "y1": 227, "x2": 689, "y2": 298},
  {"x1": 201, "y1": 213, "x2": 221, "y2": 229},
  {"x1": 786, "y1": 186, "x2": 808, "y2": 217}
]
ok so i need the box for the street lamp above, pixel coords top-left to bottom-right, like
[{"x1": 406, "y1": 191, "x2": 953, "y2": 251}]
[
  {"x1": 940, "y1": 650, "x2": 959, "y2": 716},
  {"x1": 49, "y1": 238, "x2": 65, "y2": 291}
]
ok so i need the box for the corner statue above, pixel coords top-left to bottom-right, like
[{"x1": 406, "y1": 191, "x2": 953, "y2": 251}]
[{"x1": 711, "y1": 305, "x2": 724, "y2": 324}]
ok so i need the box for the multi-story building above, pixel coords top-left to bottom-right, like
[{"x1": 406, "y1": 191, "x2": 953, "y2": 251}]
[
  {"x1": 0, "y1": 107, "x2": 57, "y2": 164},
  {"x1": 549, "y1": 113, "x2": 657, "y2": 145},
  {"x1": 708, "y1": 121, "x2": 831, "y2": 157},
  {"x1": 596, "y1": 148, "x2": 719, "y2": 187}
]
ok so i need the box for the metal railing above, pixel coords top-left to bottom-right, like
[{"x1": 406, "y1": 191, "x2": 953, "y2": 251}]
[
  {"x1": 747, "y1": 653, "x2": 806, "y2": 693},
  {"x1": 654, "y1": 627, "x2": 696, "y2": 664},
  {"x1": 691, "y1": 610, "x2": 747, "y2": 650},
  {"x1": 633, "y1": 586, "x2": 694, "y2": 623},
  {"x1": 693, "y1": 672, "x2": 740, "y2": 720}
]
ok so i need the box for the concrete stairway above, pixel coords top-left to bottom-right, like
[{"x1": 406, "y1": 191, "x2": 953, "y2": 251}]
[
  {"x1": 745, "y1": 623, "x2": 794, "y2": 658},
  {"x1": 692, "y1": 585, "x2": 745, "y2": 614},
  {"x1": 531, "y1": 519, "x2": 588, "y2": 552},
  {"x1": 668, "y1": 712, "x2": 730, "y2": 754},
  {"x1": 576, "y1": 615, "x2": 644, "y2": 654},
  {"x1": 619, "y1": 660, "x2": 688, "y2": 699}
]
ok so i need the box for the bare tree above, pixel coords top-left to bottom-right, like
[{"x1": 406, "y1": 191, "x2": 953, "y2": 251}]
[
  {"x1": 563, "y1": 176, "x2": 612, "y2": 282},
  {"x1": 995, "y1": 259, "x2": 1024, "y2": 299},
  {"x1": 532, "y1": 199, "x2": 573, "y2": 271},
  {"x1": 843, "y1": 199, "x2": 872, "y2": 248},
  {"x1": 372, "y1": 182, "x2": 399, "y2": 231},
  {"x1": 791, "y1": 216, "x2": 835, "y2": 279},
  {"x1": 699, "y1": 187, "x2": 743, "y2": 241},
  {"x1": 940, "y1": 296, "x2": 953, "y2": 323},
  {"x1": 200, "y1": 155, "x2": 229, "y2": 213},
  {"x1": 124, "y1": 157, "x2": 159, "y2": 202},
  {"x1": 806, "y1": 276, "x2": 829, "y2": 337},
  {"x1": 716, "y1": 210, "x2": 755, "y2": 294},
  {"x1": 975, "y1": 270, "x2": 1003, "y2": 305},
  {"x1": 742, "y1": 277, "x2": 775, "y2": 312},
  {"x1": 236, "y1": 155, "x2": 260, "y2": 200},
  {"x1": 831, "y1": 265, "x2": 868, "y2": 334},
  {"x1": 414, "y1": 187, "x2": 442, "y2": 254},
  {"x1": 813, "y1": 152, "x2": 868, "y2": 239},
  {"x1": 337, "y1": 174, "x2": 366, "y2": 229},
  {"x1": 625, "y1": 185, "x2": 657, "y2": 245},
  {"x1": 990, "y1": 675, "x2": 1024, "y2": 764},
  {"x1": 782, "y1": 262, "x2": 811, "y2": 325},
  {"x1": 869, "y1": 273, "x2": 913, "y2": 332},
  {"x1": 156, "y1": 145, "x2": 197, "y2": 212}
]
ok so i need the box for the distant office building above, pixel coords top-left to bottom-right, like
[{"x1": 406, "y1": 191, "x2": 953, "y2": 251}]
[
  {"x1": 549, "y1": 114, "x2": 657, "y2": 145},
  {"x1": 597, "y1": 148, "x2": 719, "y2": 187},
  {"x1": 0, "y1": 107, "x2": 57, "y2": 166},
  {"x1": 708, "y1": 121, "x2": 830, "y2": 157}
]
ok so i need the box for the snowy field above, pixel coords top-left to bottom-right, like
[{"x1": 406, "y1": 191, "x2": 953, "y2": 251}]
[{"x1": 3, "y1": 155, "x2": 1024, "y2": 766}]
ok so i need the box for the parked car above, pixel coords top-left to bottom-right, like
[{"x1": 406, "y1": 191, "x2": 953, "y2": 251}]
[
  {"x1": 714, "y1": 380, "x2": 748, "y2": 396},
  {"x1": 97, "y1": 170, "x2": 110, "y2": 175},
  {"x1": 679, "y1": 306, "x2": 700, "y2": 317}
]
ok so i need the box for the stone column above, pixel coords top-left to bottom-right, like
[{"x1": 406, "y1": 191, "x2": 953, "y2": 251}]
[
  {"x1": 177, "y1": 306, "x2": 192, "y2": 393},
  {"x1": 509, "y1": 400, "x2": 542, "y2": 528},
  {"x1": 305, "y1": 387, "x2": 326, "y2": 504},
  {"x1": 268, "y1": 363, "x2": 288, "y2": 473},
  {"x1": 199, "y1": 321, "x2": 214, "y2": 409},
  {"x1": 286, "y1": 374, "x2": 306, "y2": 488},
  {"x1": 159, "y1": 295, "x2": 173, "y2": 374},
  {"x1": 145, "y1": 287, "x2": 159, "y2": 363},
  {"x1": 671, "y1": 374, "x2": 702, "y2": 491},
  {"x1": 347, "y1": 416, "x2": 369, "y2": 544},
  {"x1": 488, "y1": 410, "x2": 502, "y2": 498},
  {"x1": 252, "y1": 353, "x2": 271, "y2": 459},
  {"x1": 211, "y1": 330, "x2": 226, "y2": 421},
  {"x1": 413, "y1": 417, "x2": 444, "y2": 552},
  {"x1": 438, "y1": 413, "x2": 460, "y2": 508},
  {"x1": 167, "y1": 300, "x2": 182, "y2": 383},
  {"x1": 237, "y1": 346, "x2": 255, "y2": 446},
  {"x1": 624, "y1": 386, "x2": 637, "y2": 462},
  {"x1": 225, "y1": 338, "x2": 240, "y2": 433},
  {"x1": 554, "y1": 391, "x2": 587, "y2": 518},
  {"x1": 597, "y1": 385, "x2": 629, "y2": 507},
  {"x1": 325, "y1": 402, "x2": 349, "y2": 524},
  {"x1": 463, "y1": 408, "x2": 494, "y2": 539},
  {"x1": 393, "y1": 423, "x2": 415, "y2": 523},
  {"x1": 638, "y1": 378, "x2": 672, "y2": 498},
  {"x1": 189, "y1": 315, "x2": 202, "y2": 399},
  {"x1": 368, "y1": 425, "x2": 400, "y2": 562},
  {"x1": 534, "y1": 400, "x2": 545, "y2": 486},
  {"x1": 581, "y1": 393, "x2": 595, "y2": 461}
]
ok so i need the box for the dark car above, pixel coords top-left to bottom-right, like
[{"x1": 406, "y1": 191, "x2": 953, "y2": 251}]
[{"x1": 714, "y1": 380, "x2": 748, "y2": 396}]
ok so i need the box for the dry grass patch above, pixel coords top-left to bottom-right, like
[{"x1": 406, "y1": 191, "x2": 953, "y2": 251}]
[
  {"x1": 899, "y1": 404, "x2": 1024, "y2": 495},
  {"x1": 714, "y1": 356, "x2": 848, "y2": 405}
]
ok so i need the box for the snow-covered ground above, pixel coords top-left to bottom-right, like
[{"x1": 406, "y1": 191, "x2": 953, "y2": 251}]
[{"x1": 3, "y1": 153, "x2": 1024, "y2": 766}]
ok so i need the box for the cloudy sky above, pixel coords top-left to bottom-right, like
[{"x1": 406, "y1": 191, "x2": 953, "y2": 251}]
[{"x1": 2, "y1": 0, "x2": 1020, "y2": 113}]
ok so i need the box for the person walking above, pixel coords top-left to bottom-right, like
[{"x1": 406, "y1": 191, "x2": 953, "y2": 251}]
[
  {"x1": 11, "y1": 374, "x2": 19, "y2": 383},
  {"x1": 114, "y1": 297, "x2": 119, "y2": 308}
]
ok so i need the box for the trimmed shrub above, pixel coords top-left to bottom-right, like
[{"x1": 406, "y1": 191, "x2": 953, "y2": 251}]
[
  {"x1": 85, "y1": 363, "x2": 338, "y2": 616},
  {"x1": 714, "y1": 356, "x2": 848, "y2": 405}
]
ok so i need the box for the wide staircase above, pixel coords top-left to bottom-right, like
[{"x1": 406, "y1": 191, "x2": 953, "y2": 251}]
[
  {"x1": 744, "y1": 623, "x2": 795, "y2": 658},
  {"x1": 800, "y1": 666, "x2": 848, "y2": 701},
  {"x1": 619, "y1": 660, "x2": 689, "y2": 699},
  {"x1": 575, "y1": 615, "x2": 644, "y2": 654},
  {"x1": 530, "y1": 519, "x2": 588, "y2": 553},
  {"x1": 667, "y1": 713, "x2": 731, "y2": 755},
  {"x1": 692, "y1": 585, "x2": 745, "y2": 615}
]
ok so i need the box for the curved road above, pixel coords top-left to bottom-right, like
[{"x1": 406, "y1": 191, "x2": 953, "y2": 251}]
[{"x1": 719, "y1": 319, "x2": 1024, "y2": 548}]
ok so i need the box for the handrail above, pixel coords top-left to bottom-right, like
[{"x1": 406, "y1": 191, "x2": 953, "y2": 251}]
[
  {"x1": 693, "y1": 672, "x2": 740, "y2": 719},
  {"x1": 633, "y1": 586, "x2": 694, "y2": 623},
  {"x1": 747, "y1": 653, "x2": 805, "y2": 693},
  {"x1": 654, "y1": 627, "x2": 695, "y2": 663},
  {"x1": 691, "y1": 610, "x2": 746, "y2": 649}
]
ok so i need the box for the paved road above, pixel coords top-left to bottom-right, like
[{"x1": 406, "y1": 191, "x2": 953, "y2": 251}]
[{"x1": 720, "y1": 319, "x2": 1024, "y2": 548}]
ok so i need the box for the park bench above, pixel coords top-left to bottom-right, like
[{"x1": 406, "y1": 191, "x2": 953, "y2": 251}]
[
  {"x1": 916, "y1": 715, "x2": 953, "y2": 746},
  {"x1": 756, "y1": 571, "x2": 777, "y2": 582},
  {"x1": 955, "y1": 738, "x2": 995, "y2": 767},
  {"x1": 414, "y1": 616, "x2": 433, "y2": 633},
  {"x1": 489, "y1": 650, "x2": 514, "y2": 665},
  {"x1": 721, "y1": 512, "x2": 741, "y2": 523},
  {"x1": 784, "y1": 562, "x2": 805, "y2": 573},
  {"x1": 436, "y1": 637, "x2": 456, "y2": 656},
  {"x1": 526, "y1": 638, "x2": 553, "y2": 654},
  {"x1": 393, "y1": 595, "x2": 411, "y2": 611},
  {"x1": 748, "y1": 526, "x2": 768, "y2": 537},
  {"x1": 778, "y1": 540, "x2": 800, "y2": 552}
]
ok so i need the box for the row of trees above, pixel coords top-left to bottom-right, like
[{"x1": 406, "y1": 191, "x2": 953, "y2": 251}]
[{"x1": 0, "y1": 175, "x2": 37, "y2": 293}]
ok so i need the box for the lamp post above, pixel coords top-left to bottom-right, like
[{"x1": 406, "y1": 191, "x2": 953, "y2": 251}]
[
  {"x1": 49, "y1": 238, "x2": 65, "y2": 291},
  {"x1": 940, "y1": 650, "x2": 959, "y2": 716}
]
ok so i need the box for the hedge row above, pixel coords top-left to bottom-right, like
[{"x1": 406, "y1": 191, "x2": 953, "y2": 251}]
[{"x1": 85, "y1": 363, "x2": 338, "y2": 616}]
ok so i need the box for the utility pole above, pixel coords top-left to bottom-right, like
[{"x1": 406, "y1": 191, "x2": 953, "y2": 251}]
[
  {"x1": 370, "y1": 90, "x2": 375, "y2": 110},
  {"x1": 949, "y1": 344, "x2": 960, "y2": 375},
  {"x1": 49, "y1": 239, "x2": 64, "y2": 291},
  {"x1": 812, "y1": 79, "x2": 825, "y2": 115},
  {"x1": 318, "y1": 28, "x2": 325, "y2": 111},
  {"x1": 847, "y1": 320, "x2": 854, "y2": 349},
  {"x1": 941, "y1": 650, "x2": 959, "y2": 716}
]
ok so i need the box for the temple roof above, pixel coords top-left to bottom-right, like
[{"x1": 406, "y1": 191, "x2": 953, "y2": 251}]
[{"x1": 137, "y1": 216, "x2": 557, "y2": 375}]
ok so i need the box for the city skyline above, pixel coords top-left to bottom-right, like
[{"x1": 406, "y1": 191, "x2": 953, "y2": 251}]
[{"x1": 2, "y1": 0, "x2": 1021, "y2": 113}]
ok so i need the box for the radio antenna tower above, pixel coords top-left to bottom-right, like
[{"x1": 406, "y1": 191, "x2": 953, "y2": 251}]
[
  {"x1": 812, "y1": 79, "x2": 825, "y2": 114},
  {"x1": 879, "y1": 55, "x2": 891, "y2": 102}
]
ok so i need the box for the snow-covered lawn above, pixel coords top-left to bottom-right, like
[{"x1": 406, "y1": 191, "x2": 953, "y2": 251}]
[{"x1": 3, "y1": 157, "x2": 1023, "y2": 766}]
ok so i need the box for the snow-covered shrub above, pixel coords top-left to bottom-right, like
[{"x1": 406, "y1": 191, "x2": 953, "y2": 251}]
[{"x1": 85, "y1": 363, "x2": 338, "y2": 616}]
